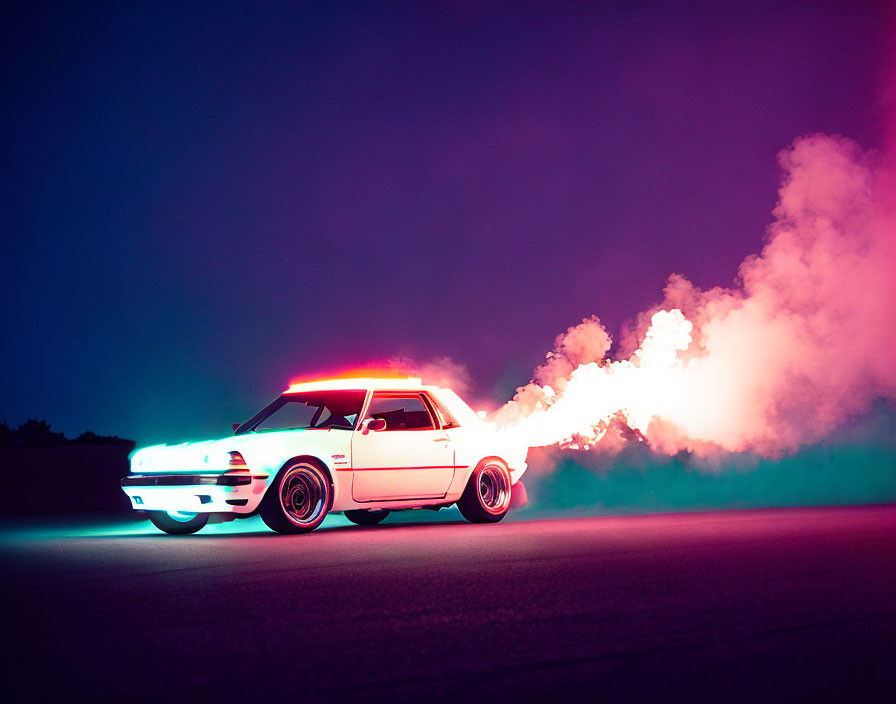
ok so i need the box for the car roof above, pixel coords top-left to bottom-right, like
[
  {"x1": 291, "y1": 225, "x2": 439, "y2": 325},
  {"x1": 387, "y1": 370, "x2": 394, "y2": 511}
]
[{"x1": 283, "y1": 377, "x2": 436, "y2": 395}]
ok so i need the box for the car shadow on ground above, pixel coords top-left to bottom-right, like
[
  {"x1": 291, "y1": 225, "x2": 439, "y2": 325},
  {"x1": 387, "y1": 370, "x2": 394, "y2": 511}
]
[
  {"x1": 183, "y1": 518, "x2": 471, "y2": 538},
  {"x1": 320, "y1": 519, "x2": 470, "y2": 532},
  {"x1": 0, "y1": 517, "x2": 471, "y2": 540},
  {"x1": 0, "y1": 510, "x2": 528, "y2": 541}
]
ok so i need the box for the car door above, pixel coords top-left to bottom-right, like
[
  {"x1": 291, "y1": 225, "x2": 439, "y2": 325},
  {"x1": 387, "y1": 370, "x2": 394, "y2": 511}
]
[{"x1": 351, "y1": 392, "x2": 454, "y2": 502}]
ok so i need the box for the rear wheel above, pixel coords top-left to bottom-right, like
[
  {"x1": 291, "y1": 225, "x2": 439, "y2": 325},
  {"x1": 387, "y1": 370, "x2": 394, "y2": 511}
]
[
  {"x1": 260, "y1": 460, "x2": 331, "y2": 534},
  {"x1": 344, "y1": 509, "x2": 390, "y2": 526},
  {"x1": 147, "y1": 510, "x2": 209, "y2": 535},
  {"x1": 457, "y1": 459, "x2": 512, "y2": 523}
]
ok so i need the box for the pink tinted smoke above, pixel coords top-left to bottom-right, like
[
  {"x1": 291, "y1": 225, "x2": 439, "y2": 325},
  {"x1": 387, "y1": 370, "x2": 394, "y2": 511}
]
[{"x1": 500, "y1": 134, "x2": 896, "y2": 457}]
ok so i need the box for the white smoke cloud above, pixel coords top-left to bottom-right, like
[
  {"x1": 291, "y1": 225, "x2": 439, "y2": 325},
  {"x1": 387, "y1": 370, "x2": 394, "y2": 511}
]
[
  {"x1": 493, "y1": 134, "x2": 896, "y2": 458},
  {"x1": 388, "y1": 355, "x2": 473, "y2": 396}
]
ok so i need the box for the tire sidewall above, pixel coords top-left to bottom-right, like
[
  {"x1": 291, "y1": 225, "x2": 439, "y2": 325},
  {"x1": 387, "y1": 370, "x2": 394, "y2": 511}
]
[
  {"x1": 344, "y1": 509, "x2": 390, "y2": 526},
  {"x1": 458, "y1": 458, "x2": 512, "y2": 523},
  {"x1": 261, "y1": 459, "x2": 331, "y2": 534},
  {"x1": 147, "y1": 510, "x2": 209, "y2": 535}
]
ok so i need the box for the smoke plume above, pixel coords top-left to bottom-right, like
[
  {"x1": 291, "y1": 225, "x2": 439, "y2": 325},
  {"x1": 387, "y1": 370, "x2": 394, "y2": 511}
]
[
  {"x1": 388, "y1": 355, "x2": 473, "y2": 396},
  {"x1": 494, "y1": 134, "x2": 896, "y2": 457}
]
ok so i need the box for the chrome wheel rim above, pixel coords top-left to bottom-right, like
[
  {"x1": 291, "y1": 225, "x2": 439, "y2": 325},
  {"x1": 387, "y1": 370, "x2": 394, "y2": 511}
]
[
  {"x1": 479, "y1": 464, "x2": 509, "y2": 513},
  {"x1": 279, "y1": 464, "x2": 327, "y2": 526}
]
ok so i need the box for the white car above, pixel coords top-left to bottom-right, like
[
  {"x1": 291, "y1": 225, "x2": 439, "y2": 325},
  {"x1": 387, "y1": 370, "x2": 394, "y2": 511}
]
[{"x1": 122, "y1": 377, "x2": 528, "y2": 534}]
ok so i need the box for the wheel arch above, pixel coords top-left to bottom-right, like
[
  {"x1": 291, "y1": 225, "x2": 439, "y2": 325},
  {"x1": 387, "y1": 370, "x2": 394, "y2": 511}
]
[
  {"x1": 464, "y1": 455, "x2": 511, "y2": 488},
  {"x1": 266, "y1": 455, "x2": 336, "y2": 511},
  {"x1": 448, "y1": 454, "x2": 509, "y2": 500},
  {"x1": 456, "y1": 455, "x2": 513, "y2": 522},
  {"x1": 473, "y1": 455, "x2": 510, "y2": 472},
  {"x1": 474, "y1": 455, "x2": 527, "y2": 508},
  {"x1": 475, "y1": 451, "x2": 526, "y2": 485}
]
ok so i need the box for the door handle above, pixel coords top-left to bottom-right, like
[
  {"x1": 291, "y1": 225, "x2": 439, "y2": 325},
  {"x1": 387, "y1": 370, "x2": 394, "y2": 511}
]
[{"x1": 433, "y1": 436, "x2": 449, "y2": 442}]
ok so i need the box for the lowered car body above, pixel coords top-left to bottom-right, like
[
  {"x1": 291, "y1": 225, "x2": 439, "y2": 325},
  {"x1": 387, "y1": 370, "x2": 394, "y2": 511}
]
[{"x1": 122, "y1": 377, "x2": 528, "y2": 534}]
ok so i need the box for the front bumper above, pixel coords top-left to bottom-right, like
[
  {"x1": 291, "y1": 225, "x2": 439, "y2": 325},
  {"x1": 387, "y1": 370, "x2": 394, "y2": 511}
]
[{"x1": 121, "y1": 472, "x2": 269, "y2": 513}]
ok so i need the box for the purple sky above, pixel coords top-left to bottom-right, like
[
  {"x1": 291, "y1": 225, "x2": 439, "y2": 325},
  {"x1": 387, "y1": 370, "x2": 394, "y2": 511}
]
[{"x1": 3, "y1": 2, "x2": 893, "y2": 444}]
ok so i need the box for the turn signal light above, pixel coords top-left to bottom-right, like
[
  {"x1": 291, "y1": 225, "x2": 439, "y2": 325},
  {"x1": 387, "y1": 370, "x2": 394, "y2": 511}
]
[{"x1": 228, "y1": 451, "x2": 248, "y2": 468}]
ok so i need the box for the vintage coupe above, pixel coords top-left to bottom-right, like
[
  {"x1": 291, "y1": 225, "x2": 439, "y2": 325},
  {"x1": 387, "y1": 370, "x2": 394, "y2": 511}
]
[{"x1": 122, "y1": 377, "x2": 528, "y2": 534}]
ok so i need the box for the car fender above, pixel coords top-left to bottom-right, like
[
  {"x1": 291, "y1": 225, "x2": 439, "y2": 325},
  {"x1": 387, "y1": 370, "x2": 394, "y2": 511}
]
[
  {"x1": 451, "y1": 427, "x2": 527, "y2": 480},
  {"x1": 186, "y1": 429, "x2": 352, "y2": 506}
]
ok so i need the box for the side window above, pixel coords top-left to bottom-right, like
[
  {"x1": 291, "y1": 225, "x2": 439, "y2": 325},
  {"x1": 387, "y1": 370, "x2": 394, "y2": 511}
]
[
  {"x1": 366, "y1": 394, "x2": 435, "y2": 431},
  {"x1": 425, "y1": 394, "x2": 460, "y2": 428}
]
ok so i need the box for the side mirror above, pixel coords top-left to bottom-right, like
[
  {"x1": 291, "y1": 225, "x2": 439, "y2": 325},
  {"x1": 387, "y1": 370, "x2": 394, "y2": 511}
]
[
  {"x1": 232, "y1": 423, "x2": 241, "y2": 433},
  {"x1": 363, "y1": 418, "x2": 387, "y2": 433}
]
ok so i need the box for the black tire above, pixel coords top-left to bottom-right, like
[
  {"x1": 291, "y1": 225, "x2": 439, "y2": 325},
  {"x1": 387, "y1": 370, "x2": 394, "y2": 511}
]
[
  {"x1": 260, "y1": 459, "x2": 331, "y2": 534},
  {"x1": 344, "y1": 509, "x2": 390, "y2": 526},
  {"x1": 147, "y1": 510, "x2": 209, "y2": 535},
  {"x1": 456, "y1": 459, "x2": 512, "y2": 523}
]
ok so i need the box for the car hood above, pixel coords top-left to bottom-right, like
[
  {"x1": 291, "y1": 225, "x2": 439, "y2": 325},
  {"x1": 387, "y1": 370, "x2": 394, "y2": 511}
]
[
  {"x1": 129, "y1": 429, "x2": 350, "y2": 474},
  {"x1": 130, "y1": 437, "x2": 244, "y2": 473}
]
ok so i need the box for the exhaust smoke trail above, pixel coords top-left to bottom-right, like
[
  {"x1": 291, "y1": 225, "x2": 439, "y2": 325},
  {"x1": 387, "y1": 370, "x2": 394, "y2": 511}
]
[{"x1": 492, "y1": 134, "x2": 896, "y2": 458}]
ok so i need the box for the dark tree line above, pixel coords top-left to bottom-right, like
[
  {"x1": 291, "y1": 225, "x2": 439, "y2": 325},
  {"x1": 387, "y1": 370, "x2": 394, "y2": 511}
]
[{"x1": 0, "y1": 419, "x2": 133, "y2": 448}]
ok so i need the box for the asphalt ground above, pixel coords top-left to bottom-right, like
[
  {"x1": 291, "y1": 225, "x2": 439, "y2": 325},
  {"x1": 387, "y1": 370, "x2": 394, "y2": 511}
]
[{"x1": 4, "y1": 505, "x2": 896, "y2": 702}]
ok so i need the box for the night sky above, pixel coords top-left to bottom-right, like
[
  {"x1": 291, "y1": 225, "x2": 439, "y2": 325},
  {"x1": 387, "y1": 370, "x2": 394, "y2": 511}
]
[{"x1": 3, "y1": 2, "x2": 893, "y2": 445}]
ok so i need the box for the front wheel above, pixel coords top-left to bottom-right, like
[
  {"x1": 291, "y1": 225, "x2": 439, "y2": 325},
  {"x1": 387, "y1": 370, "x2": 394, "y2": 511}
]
[
  {"x1": 457, "y1": 459, "x2": 512, "y2": 523},
  {"x1": 147, "y1": 510, "x2": 209, "y2": 535},
  {"x1": 260, "y1": 460, "x2": 331, "y2": 534},
  {"x1": 344, "y1": 509, "x2": 390, "y2": 526}
]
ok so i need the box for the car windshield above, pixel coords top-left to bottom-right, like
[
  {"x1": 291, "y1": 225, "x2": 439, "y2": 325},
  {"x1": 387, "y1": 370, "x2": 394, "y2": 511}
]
[{"x1": 252, "y1": 390, "x2": 366, "y2": 432}]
